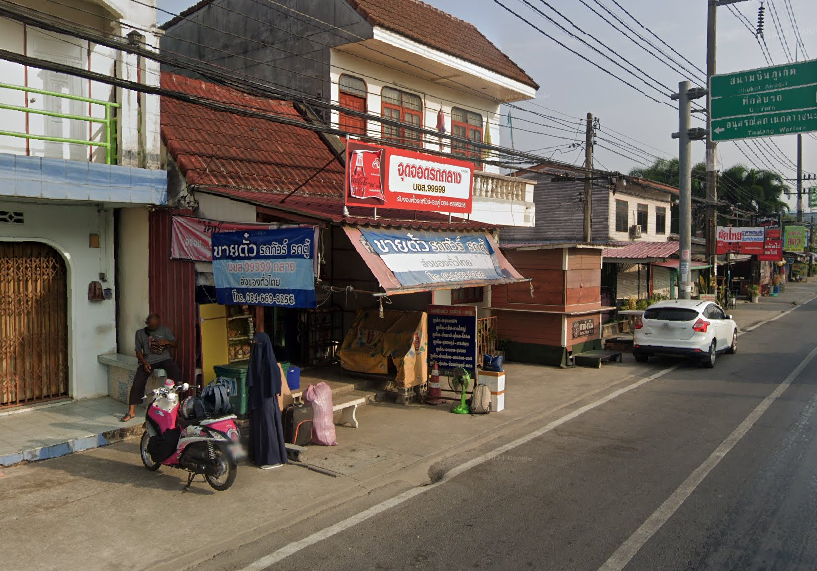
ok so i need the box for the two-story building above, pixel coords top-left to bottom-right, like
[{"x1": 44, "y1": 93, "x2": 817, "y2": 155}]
[{"x1": 0, "y1": 0, "x2": 166, "y2": 408}]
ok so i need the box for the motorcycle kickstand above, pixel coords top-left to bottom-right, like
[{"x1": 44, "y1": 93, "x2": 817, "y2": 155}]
[{"x1": 184, "y1": 472, "x2": 197, "y2": 490}]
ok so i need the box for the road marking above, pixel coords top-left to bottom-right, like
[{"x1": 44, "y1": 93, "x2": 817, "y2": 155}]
[
  {"x1": 738, "y1": 293, "x2": 817, "y2": 335},
  {"x1": 237, "y1": 364, "x2": 681, "y2": 571},
  {"x1": 237, "y1": 292, "x2": 816, "y2": 571},
  {"x1": 597, "y1": 341, "x2": 817, "y2": 571}
]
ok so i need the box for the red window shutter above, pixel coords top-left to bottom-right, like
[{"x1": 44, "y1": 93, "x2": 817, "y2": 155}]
[{"x1": 339, "y1": 92, "x2": 366, "y2": 135}]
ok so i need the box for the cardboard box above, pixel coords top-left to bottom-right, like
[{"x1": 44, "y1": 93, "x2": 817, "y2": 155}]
[{"x1": 478, "y1": 370, "x2": 505, "y2": 412}]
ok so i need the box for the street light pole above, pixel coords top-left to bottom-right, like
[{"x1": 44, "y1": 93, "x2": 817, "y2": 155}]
[{"x1": 706, "y1": 0, "x2": 718, "y2": 294}]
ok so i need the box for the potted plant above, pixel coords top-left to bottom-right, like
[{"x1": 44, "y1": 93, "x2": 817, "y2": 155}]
[
  {"x1": 749, "y1": 284, "x2": 760, "y2": 304},
  {"x1": 496, "y1": 338, "x2": 511, "y2": 358}
]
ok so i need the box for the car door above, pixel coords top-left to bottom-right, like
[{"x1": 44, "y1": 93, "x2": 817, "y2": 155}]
[{"x1": 709, "y1": 304, "x2": 729, "y2": 349}]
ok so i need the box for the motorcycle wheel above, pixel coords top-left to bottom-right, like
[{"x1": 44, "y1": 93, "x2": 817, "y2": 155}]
[
  {"x1": 205, "y1": 446, "x2": 237, "y2": 491},
  {"x1": 140, "y1": 432, "x2": 161, "y2": 471}
]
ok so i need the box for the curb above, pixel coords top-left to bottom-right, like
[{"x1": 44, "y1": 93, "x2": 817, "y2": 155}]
[{"x1": 0, "y1": 423, "x2": 144, "y2": 467}]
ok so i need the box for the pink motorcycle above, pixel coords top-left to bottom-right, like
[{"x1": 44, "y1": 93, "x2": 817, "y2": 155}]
[{"x1": 139, "y1": 380, "x2": 242, "y2": 491}]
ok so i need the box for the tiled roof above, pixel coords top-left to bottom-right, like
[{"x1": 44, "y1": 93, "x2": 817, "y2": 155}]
[
  {"x1": 160, "y1": 0, "x2": 538, "y2": 90},
  {"x1": 602, "y1": 241, "x2": 679, "y2": 260},
  {"x1": 160, "y1": 72, "x2": 489, "y2": 230},
  {"x1": 345, "y1": 0, "x2": 538, "y2": 89}
]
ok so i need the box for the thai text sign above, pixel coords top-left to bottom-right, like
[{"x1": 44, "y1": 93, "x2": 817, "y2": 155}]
[
  {"x1": 784, "y1": 226, "x2": 806, "y2": 252},
  {"x1": 758, "y1": 216, "x2": 783, "y2": 262},
  {"x1": 710, "y1": 59, "x2": 817, "y2": 141},
  {"x1": 359, "y1": 229, "x2": 507, "y2": 288},
  {"x1": 171, "y1": 216, "x2": 287, "y2": 262},
  {"x1": 716, "y1": 227, "x2": 765, "y2": 255},
  {"x1": 212, "y1": 228, "x2": 316, "y2": 308},
  {"x1": 572, "y1": 318, "x2": 595, "y2": 339},
  {"x1": 346, "y1": 140, "x2": 473, "y2": 214},
  {"x1": 427, "y1": 305, "x2": 478, "y2": 375},
  {"x1": 810, "y1": 187, "x2": 817, "y2": 209}
]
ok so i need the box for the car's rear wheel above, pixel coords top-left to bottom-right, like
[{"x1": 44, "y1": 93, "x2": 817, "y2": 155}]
[
  {"x1": 634, "y1": 352, "x2": 649, "y2": 363},
  {"x1": 702, "y1": 341, "x2": 717, "y2": 368},
  {"x1": 726, "y1": 330, "x2": 737, "y2": 354}
]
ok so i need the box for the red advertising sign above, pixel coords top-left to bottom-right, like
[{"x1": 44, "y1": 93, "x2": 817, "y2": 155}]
[
  {"x1": 345, "y1": 140, "x2": 474, "y2": 214},
  {"x1": 759, "y1": 227, "x2": 783, "y2": 261},
  {"x1": 716, "y1": 226, "x2": 765, "y2": 256}
]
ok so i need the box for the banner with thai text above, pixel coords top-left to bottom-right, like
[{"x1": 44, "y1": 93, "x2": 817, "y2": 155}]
[
  {"x1": 427, "y1": 305, "x2": 478, "y2": 375},
  {"x1": 784, "y1": 225, "x2": 806, "y2": 252},
  {"x1": 715, "y1": 226, "x2": 765, "y2": 255},
  {"x1": 171, "y1": 216, "x2": 287, "y2": 262},
  {"x1": 212, "y1": 228, "x2": 316, "y2": 308}
]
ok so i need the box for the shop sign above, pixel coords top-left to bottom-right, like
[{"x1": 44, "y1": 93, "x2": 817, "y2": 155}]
[
  {"x1": 784, "y1": 225, "x2": 807, "y2": 252},
  {"x1": 715, "y1": 226, "x2": 765, "y2": 255},
  {"x1": 758, "y1": 216, "x2": 783, "y2": 261},
  {"x1": 427, "y1": 305, "x2": 478, "y2": 375},
  {"x1": 572, "y1": 318, "x2": 595, "y2": 339},
  {"x1": 359, "y1": 229, "x2": 507, "y2": 288},
  {"x1": 212, "y1": 228, "x2": 316, "y2": 308},
  {"x1": 171, "y1": 216, "x2": 286, "y2": 262},
  {"x1": 346, "y1": 140, "x2": 474, "y2": 214}
]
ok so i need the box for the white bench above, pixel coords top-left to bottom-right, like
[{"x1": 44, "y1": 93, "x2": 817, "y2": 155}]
[{"x1": 334, "y1": 397, "x2": 366, "y2": 429}]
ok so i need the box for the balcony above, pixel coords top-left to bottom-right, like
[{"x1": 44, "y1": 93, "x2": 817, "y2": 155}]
[{"x1": 470, "y1": 171, "x2": 535, "y2": 227}]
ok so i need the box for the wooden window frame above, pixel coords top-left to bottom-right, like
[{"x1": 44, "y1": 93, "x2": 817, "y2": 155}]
[
  {"x1": 381, "y1": 87, "x2": 423, "y2": 148},
  {"x1": 615, "y1": 199, "x2": 629, "y2": 233},
  {"x1": 451, "y1": 107, "x2": 483, "y2": 169},
  {"x1": 339, "y1": 74, "x2": 367, "y2": 136},
  {"x1": 452, "y1": 286, "x2": 484, "y2": 304},
  {"x1": 636, "y1": 203, "x2": 649, "y2": 233},
  {"x1": 655, "y1": 206, "x2": 667, "y2": 235}
]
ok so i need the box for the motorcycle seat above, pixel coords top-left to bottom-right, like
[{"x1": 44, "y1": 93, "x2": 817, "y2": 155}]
[{"x1": 199, "y1": 415, "x2": 237, "y2": 426}]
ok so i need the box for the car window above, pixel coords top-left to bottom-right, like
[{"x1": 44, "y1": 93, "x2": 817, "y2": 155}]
[
  {"x1": 643, "y1": 307, "x2": 699, "y2": 321},
  {"x1": 709, "y1": 305, "x2": 725, "y2": 319}
]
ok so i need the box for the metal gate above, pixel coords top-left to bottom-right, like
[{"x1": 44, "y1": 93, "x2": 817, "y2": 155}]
[{"x1": 0, "y1": 242, "x2": 68, "y2": 407}]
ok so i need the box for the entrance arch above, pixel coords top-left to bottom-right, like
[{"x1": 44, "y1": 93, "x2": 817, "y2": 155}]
[{"x1": 0, "y1": 241, "x2": 68, "y2": 407}]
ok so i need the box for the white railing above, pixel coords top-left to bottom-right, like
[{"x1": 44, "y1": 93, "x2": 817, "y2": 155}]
[{"x1": 473, "y1": 171, "x2": 533, "y2": 202}]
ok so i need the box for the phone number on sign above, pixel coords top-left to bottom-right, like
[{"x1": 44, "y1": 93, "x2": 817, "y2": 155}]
[{"x1": 230, "y1": 290, "x2": 296, "y2": 306}]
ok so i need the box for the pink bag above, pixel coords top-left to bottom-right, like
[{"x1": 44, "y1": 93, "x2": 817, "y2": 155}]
[{"x1": 304, "y1": 382, "x2": 337, "y2": 446}]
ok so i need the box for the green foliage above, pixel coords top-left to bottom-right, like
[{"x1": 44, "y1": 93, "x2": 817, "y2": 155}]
[{"x1": 749, "y1": 284, "x2": 761, "y2": 296}]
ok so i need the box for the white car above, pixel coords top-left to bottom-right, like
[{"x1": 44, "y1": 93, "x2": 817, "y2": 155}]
[{"x1": 633, "y1": 300, "x2": 738, "y2": 368}]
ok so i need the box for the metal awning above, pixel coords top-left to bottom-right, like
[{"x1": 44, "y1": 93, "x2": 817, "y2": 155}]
[
  {"x1": 653, "y1": 260, "x2": 711, "y2": 271},
  {"x1": 343, "y1": 226, "x2": 528, "y2": 295}
]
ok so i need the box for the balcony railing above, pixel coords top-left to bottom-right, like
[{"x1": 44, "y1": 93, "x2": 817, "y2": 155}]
[
  {"x1": 473, "y1": 171, "x2": 533, "y2": 202},
  {"x1": 0, "y1": 82, "x2": 119, "y2": 165}
]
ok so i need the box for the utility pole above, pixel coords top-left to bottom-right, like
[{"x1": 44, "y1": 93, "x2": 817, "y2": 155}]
[
  {"x1": 583, "y1": 112, "x2": 594, "y2": 243},
  {"x1": 673, "y1": 82, "x2": 708, "y2": 300},
  {"x1": 706, "y1": 0, "x2": 718, "y2": 294},
  {"x1": 797, "y1": 134, "x2": 803, "y2": 222}
]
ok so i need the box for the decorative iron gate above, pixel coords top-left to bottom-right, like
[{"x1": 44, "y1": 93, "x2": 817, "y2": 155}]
[{"x1": 0, "y1": 242, "x2": 68, "y2": 407}]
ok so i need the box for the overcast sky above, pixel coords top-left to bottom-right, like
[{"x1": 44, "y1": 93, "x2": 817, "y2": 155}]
[{"x1": 157, "y1": 0, "x2": 816, "y2": 202}]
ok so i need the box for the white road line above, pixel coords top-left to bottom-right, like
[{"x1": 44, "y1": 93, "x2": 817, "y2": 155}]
[
  {"x1": 237, "y1": 364, "x2": 681, "y2": 571},
  {"x1": 597, "y1": 342, "x2": 817, "y2": 571},
  {"x1": 238, "y1": 294, "x2": 815, "y2": 571}
]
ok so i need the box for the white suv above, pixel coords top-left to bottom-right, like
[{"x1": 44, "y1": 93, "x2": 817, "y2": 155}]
[{"x1": 633, "y1": 300, "x2": 738, "y2": 368}]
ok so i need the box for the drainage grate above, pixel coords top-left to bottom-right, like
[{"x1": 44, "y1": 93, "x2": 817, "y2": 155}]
[{"x1": 0, "y1": 211, "x2": 24, "y2": 224}]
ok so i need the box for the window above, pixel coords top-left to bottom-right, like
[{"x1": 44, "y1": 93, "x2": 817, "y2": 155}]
[
  {"x1": 643, "y1": 307, "x2": 698, "y2": 322},
  {"x1": 655, "y1": 206, "x2": 666, "y2": 234},
  {"x1": 452, "y1": 287, "x2": 484, "y2": 304},
  {"x1": 451, "y1": 107, "x2": 483, "y2": 168},
  {"x1": 615, "y1": 200, "x2": 629, "y2": 232},
  {"x1": 637, "y1": 204, "x2": 648, "y2": 233},
  {"x1": 339, "y1": 75, "x2": 367, "y2": 136},
  {"x1": 381, "y1": 87, "x2": 423, "y2": 147}
]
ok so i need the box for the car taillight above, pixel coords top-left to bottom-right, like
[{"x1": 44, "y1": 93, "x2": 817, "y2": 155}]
[
  {"x1": 634, "y1": 317, "x2": 643, "y2": 329},
  {"x1": 692, "y1": 318, "x2": 709, "y2": 333}
]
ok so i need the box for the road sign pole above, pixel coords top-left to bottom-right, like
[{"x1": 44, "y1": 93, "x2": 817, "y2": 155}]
[
  {"x1": 706, "y1": 0, "x2": 718, "y2": 295},
  {"x1": 797, "y1": 134, "x2": 803, "y2": 222},
  {"x1": 677, "y1": 81, "x2": 693, "y2": 300}
]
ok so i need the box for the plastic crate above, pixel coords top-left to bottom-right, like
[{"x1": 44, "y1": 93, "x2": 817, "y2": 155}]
[{"x1": 213, "y1": 361, "x2": 249, "y2": 417}]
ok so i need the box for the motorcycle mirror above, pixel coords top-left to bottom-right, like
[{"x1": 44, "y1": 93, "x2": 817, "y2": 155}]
[{"x1": 180, "y1": 383, "x2": 190, "y2": 391}]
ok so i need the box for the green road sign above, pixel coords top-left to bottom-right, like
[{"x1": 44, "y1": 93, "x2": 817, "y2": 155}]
[
  {"x1": 710, "y1": 59, "x2": 817, "y2": 142},
  {"x1": 810, "y1": 187, "x2": 817, "y2": 209},
  {"x1": 711, "y1": 60, "x2": 817, "y2": 99}
]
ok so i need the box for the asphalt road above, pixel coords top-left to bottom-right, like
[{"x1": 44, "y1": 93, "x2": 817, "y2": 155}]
[{"x1": 199, "y1": 299, "x2": 817, "y2": 571}]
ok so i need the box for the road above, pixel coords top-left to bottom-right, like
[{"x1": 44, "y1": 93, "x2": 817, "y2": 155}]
[{"x1": 193, "y1": 298, "x2": 817, "y2": 571}]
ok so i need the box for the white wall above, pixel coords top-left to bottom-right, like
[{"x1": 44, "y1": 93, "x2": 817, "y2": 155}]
[
  {"x1": 0, "y1": 198, "x2": 116, "y2": 400},
  {"x1": 608, "y1": 191, "x2": 674, "y2": 243},
  {"x1": 196, "y1": 193, "x2": 258, "y2": 223},
  {"x1": 329, "y1": 50, "x2": 503, "y2": 174},
  {"x1": 116, "y1": 207, "x2": 149, "y2": 354}
]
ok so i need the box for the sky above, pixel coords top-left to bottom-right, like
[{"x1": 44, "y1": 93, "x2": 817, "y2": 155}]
[{"x1": 157, "y1": 0, "x2": 816, "y2": 205}]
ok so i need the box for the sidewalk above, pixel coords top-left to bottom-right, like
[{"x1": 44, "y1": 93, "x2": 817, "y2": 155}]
[{"x1": 2, "y1": 283, "x2": 816, "y2": 571}]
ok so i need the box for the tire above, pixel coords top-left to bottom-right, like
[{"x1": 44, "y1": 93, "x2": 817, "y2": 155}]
[
  {"x1": 140, "y1": 432, "x2": 161, "y2": 471},
  {"x1": 205, "y1": 446, "x2": 237, "y2": 491},
  {"x1": 726, "y1": 330, "x2": 738, "y2": 354},
  {"x1": 634, "y1": 352, "x2": 649, "y2": 363},
  {"x1": 702, "y1": 341, "x2": 717, "y2": 369}
]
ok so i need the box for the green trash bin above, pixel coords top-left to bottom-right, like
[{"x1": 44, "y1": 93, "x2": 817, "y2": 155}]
[{"x1": 213, "y1": 361, "x2": 249, "y2": 417}]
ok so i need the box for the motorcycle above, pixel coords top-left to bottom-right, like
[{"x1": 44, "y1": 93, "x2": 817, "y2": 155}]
[{"x1": 139, "y1": 380, "x2": 243, "y2": 491}]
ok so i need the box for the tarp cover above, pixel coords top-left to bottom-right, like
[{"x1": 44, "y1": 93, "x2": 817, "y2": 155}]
[{"x1": 339, "y1": 309, "x2": 427, "y2": 388}]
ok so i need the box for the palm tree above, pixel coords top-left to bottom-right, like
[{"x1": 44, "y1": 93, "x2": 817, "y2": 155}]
[{"x1": 720, "y1": 165, "x2": 790, "y2": 215}]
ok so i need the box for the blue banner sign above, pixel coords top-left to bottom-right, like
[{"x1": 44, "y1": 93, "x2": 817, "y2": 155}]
[
  {"x1": 212, "y1": 228, "x2": 316, "y2": 308},
  {"x1": 359, "y1": 229, "x2": 507, "y2": 288}
]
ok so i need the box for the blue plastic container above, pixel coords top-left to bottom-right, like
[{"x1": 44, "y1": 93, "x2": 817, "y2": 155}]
[{"x1": 286, "y1": 366, "x2": 301, "y2": 390}]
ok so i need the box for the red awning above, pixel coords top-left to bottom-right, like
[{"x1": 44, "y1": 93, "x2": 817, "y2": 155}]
[{"x1": 343, "y1": 227, "x2": 528, "y2": 295}]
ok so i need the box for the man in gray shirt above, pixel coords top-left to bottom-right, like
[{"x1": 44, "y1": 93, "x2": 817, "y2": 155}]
[{"x1": 122, "y1": 313, "x2": 183, "y2": 422}]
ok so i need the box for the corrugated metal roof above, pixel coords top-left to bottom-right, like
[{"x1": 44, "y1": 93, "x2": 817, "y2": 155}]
[{"x1": 602, "y1": 241, "x2": 679, "y2": 260}]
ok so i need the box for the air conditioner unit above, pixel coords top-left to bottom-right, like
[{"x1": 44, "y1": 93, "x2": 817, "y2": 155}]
[{"x1": 629, "y1": 225, "x2": 643, "y2": 239}]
